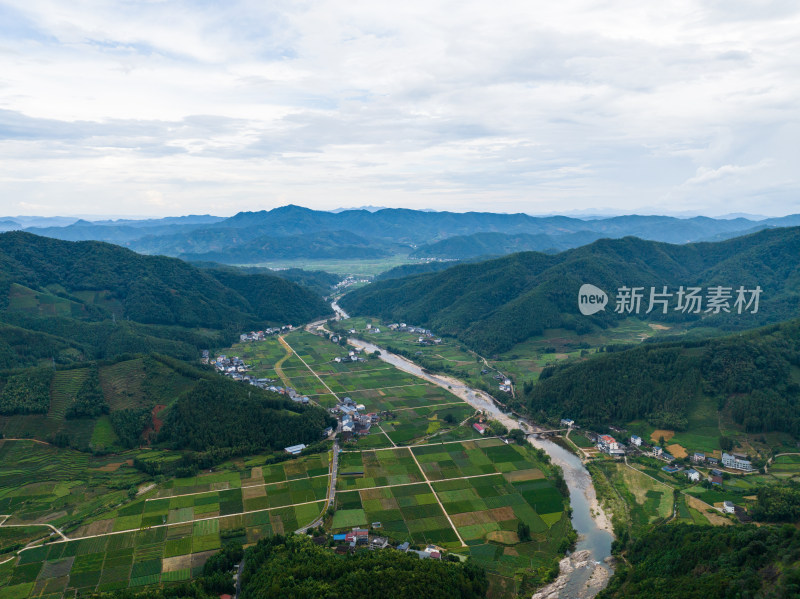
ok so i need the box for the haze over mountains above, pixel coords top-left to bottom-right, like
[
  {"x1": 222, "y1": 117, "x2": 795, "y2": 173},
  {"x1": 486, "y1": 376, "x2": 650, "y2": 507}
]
[{"x1": 4, "y1": 205, "x2": 800, "y2": 263}]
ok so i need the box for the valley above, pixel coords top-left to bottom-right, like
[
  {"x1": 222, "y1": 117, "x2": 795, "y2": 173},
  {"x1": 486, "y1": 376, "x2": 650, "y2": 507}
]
[{"x1": 1, "y1": 224, "x2": 800, "y2": 598}]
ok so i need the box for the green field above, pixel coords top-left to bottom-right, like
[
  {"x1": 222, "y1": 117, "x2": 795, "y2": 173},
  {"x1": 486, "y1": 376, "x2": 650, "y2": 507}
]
[
  {"x1": 0, "y1": 443, "x2": 331, "y2": 597},
  {"x1": 248, "y1": 256, "x2": 414, "y2": 277}
]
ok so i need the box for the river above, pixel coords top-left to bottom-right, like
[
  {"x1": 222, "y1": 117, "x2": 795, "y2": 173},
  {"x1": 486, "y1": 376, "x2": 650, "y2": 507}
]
[{"x1": 345, "y1": 330, "x2": 614, "y2": 598}]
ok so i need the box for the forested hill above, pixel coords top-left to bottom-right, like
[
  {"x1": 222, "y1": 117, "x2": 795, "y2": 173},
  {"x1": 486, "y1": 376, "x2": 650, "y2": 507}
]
[
  {"x1": 410, "y1": 230, "x2": 604, "y2": 259},
  {"x1": 340, "y1": 226, "x2": 800, "y2": 354},
  {"x1": 0, "y1": 231, "x2": 330, "y2": 330},
  {"x1": 524, "y1": 318, "x2": 800, "y2": 435}
]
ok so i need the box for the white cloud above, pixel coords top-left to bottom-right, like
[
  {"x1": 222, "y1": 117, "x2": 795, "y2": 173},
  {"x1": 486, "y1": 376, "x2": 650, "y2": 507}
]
[{"x1": 0, "y1": 0, "x2": 798, "y2": 216}]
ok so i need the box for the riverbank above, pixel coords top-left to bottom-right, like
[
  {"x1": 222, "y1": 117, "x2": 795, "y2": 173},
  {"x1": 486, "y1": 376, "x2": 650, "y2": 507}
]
[{"x1": 346, "y1": 333, "x2": 615, "y2": 598}]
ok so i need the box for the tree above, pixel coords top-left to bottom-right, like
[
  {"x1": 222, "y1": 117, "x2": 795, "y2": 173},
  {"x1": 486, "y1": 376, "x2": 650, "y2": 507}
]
[
  {"x1": 719, "y1": 435, "x2": 734, "y2": 452},
  {"x1": 508, "y1": 428, "x2": 526, "y2": 445},
  {"x1": 518, "y1": 522, "x2": 531, "y2": 541}
]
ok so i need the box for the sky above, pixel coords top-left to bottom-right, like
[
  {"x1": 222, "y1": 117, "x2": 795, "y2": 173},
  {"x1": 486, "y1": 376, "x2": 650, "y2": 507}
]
[{"x1": 0, "y1": 0, "x2": 799, "y2": 218}]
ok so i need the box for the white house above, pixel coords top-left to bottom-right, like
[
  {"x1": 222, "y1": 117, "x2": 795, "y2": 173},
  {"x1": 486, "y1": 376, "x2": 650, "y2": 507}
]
[
  {"x1": 685, "y1": 469, "x2": 701, "y2": 483},
  {"x1": 723, "y1": 500, "x2": 735, "y2": 514},
  {"x1": 722, "y1": 452, "x2": 753, "y2": 471},
  {"x1": 560, "y1": 419, "x2": 575, "y2": 428},
  {"x1": 652, "y1": 446, "x2": 663, "y2": 457},
  {"x1": 630, "y1": 435, "x2": 642, "y2": 447}
]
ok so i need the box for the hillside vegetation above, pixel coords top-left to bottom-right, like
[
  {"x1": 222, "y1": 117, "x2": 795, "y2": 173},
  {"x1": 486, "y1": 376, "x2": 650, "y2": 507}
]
[
  {"x1": 239, "y1": 534, "x2": 488, "y2": 599},
  {"x1": 158, "y1": 377, "x2": 335, "y2": 454},
  {"x1": 0, "y1": 232, "x2": 331, "y2": 368},
  {"x1": 599, "y1": 524, "x2": 800, "y2": 599},
  {"x1": 523, "y1": 318, "x2": 800, "y2": 435},
  {"x1": 410, "y1": 230, "x2": 603, "y2": 259},
  {"x1": 341, "y1": 227, "x2": 800, "y2": 354}
]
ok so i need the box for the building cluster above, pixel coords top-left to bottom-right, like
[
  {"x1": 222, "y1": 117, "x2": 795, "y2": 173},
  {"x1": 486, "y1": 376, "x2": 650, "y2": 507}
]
[
  {"x1": 331, "y1": 396, "x2": 380, "y2": 440},
  {"x1": 335, "y1": 276, "x2": 371, "y2": 290},
  {"x1": 331, "y1": 528, "x2": 443, "y2": 559},
  {"x1": 597, "y1": 434, "x2": 626, "y2": 457},
  {"x1": 212, "y1": 354, "x2": 309, "y2": 403},
  {"x1": 334, "y1": 349, "x2": 366, "y2": 363},
  {"x1": 722, "y1": 452, "x2": 754, "y2": 471},
  {"x1": 492, "y1": 373, "x2": 512, "y2": 393},
  {"x1": 385, "y1": 323, "x2": 442, "y2": 345},
  {"x1": 238, "y1": 326, "x2": 293, "y2": 342}
]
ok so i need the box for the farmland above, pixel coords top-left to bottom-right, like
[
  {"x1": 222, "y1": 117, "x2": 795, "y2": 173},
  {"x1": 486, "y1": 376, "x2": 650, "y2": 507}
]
[
  {"x1": 331, "y1": 316, "x2": 678, "y2": 417},
  {"x1": 0, "y1": 444, "x2": 331, "y2": 597},
  {"x1": 336, "y1": 438, "x2": 571, "y2": 587},
  {"x1": 228, "y1": 329, "x2": 575, "y2": 594},
  {"x1": 1, "y1": 326, "x2": 574, "y2": 598}
]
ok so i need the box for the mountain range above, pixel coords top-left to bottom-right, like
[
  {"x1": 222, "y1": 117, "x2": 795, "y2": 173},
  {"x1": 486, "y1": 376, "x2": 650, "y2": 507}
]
[
  {"x1": 7, "y1": 205, "x2": 800, "y2": 263},
  {"x1": 340, "y1": 226, "x2": 800, "y2": 355}
]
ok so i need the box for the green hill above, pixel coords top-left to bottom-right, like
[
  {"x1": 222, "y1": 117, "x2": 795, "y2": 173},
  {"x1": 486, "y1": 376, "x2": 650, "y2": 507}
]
[
  {"x1": 340, "y1": 227, "x2": 800, "y2": 354},
  {"x1": 524, "y1": 318, "x2": 800, "y2": 436},
  {"x1": 0, "y1": 231, "x2": 330, "y2": 329},
  {"x1": 0, "y1": 232, "x2": 331, "y2": 367},
  {"x1": 410, "y1": 230, "x2": 603, "y2": 259},
  {"x1": 0, "y1": 353, "x2": 334, "y2": 454}
]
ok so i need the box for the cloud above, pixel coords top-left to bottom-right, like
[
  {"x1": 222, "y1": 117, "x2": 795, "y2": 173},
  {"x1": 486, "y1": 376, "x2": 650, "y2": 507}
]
[
  {"x1": 684, "y1": 160, "x2": 772, "y2": 186},
  {"x1": 0, "y1": 0, "x2": 798, "y2": 216}
]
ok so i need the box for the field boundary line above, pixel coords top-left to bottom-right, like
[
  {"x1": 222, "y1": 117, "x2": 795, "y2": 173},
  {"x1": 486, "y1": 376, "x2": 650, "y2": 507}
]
[
  {"x1": 17, "y1": 497, "x2": 330, "y2": 550},
  {"x1": 339, "y1": 471, "x2": 504, "y2": 493},
  {"x1": 406, "y1": 448, "x2": 467, "y2": 547},
  {"x1": 147, "y1": 473, "x2": 330, "y2": 501},
  {"x1": 280, "y1": 335, "x2": 340, "y2": 401}
]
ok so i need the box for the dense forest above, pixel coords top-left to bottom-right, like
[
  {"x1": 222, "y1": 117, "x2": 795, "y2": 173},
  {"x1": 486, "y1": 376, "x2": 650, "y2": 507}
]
[
  {"x1": 158, "y1": 377, "x2": 335, "y2": 453},
  {"x1": 239, "y1": 534, "x2": 488, "y2": 599},
  {"x1": 599, "y1": 524, "x2": 800, "y2": 598},
  {"x1": 176, "y1": 229, "x2": 391, "y2": 263},
  {"x1": 410, "y1": 230, "x2": 603, "y2": 259},
  {"x1": 524, "y1": 319, "x2": 800, "y2": 435},
  {"x1": 341, "y1": 227, "x2": 800, "y2": 354},
  {"x1": 0, "y1": 368, "x2": 52, "y2": 414},
  {"x1": 0, "y1": 232, "x2": 331, "y2": 370},
  {"x1": 191, "y1": 262, "x2": 340, "y2": 297},
  {"x1": 0, "y1": 231, "x2": 330, "y2": 330},
  {"x1": 65, "y1": 367, "x2": 109, "y2": 418}
]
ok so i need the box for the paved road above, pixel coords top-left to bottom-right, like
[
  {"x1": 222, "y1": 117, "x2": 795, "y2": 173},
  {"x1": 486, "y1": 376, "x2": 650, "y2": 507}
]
[
  {"x1": 295, "y1": 442, "x2": 340, "y2": 534},
  {"x1": 234, "y1": 558, "x2": 244, "y2": 599},
  {"x1": 0, "y1": 515, "x2": 68, "y2": 541}
]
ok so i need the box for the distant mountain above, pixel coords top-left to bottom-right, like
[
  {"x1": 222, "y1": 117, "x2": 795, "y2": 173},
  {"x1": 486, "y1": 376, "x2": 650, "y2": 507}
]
[
  {"x1": 0, "y1": 220, "x2": 20, "y2": 232},
  {"x1": 340, "y1": 227, "x2": 800, "y2": 354},
  {"x1": 173, "y1": 230, "x2": 392, "y2": 263},
  {"x1": 17, "y1": 205, "x2": 800, "y2": 265},
  {"x1": 410, "y1": 231, "x2": 605, "y2": 259}
]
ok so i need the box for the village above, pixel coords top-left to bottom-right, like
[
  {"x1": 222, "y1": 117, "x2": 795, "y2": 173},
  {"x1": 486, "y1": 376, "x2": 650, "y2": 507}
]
[{"x1": 555, "y1": 418, "x2": 757, "y2": 519}]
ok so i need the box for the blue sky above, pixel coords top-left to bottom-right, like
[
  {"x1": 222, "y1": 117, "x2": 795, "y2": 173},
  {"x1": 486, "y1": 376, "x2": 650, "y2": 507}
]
[{"x1": 0, "y1": 0, "x2": 799, "y2": 217}]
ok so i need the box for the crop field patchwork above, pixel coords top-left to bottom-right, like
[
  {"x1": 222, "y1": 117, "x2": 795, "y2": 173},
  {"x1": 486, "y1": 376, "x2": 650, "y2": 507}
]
[
  {"x1": 411, "y1": 438, "x2": 541, "y2": 480},
  {"x1": 333, "y1": 483, "x2": 460, "y2": 547},
  {"x1": 337, "y1": 448, "x2": 424, "y2": 490}
]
